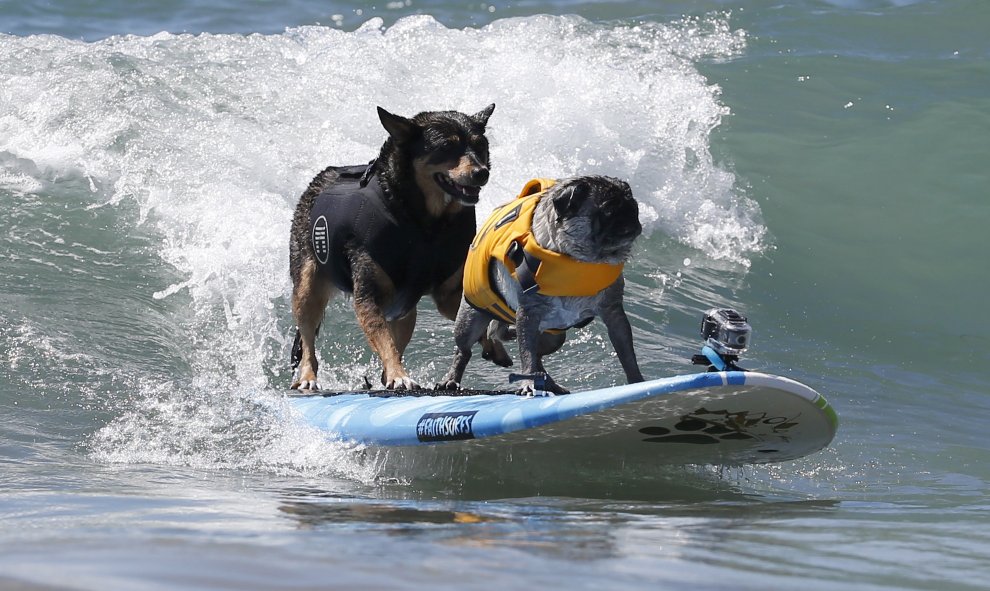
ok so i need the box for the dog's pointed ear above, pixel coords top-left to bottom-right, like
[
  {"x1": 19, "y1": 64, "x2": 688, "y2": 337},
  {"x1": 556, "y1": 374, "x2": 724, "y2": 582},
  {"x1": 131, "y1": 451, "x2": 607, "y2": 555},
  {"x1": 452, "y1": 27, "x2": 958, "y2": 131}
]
[
  {"x1": 471, "y1": 103, "x2": 495, "y2": 129},
  {"x1": 377, "y1": 107, "x2": 419, "y2": 144},
  {"x1": 552, "y1": 182, "x2": 589, "y2": 219}
]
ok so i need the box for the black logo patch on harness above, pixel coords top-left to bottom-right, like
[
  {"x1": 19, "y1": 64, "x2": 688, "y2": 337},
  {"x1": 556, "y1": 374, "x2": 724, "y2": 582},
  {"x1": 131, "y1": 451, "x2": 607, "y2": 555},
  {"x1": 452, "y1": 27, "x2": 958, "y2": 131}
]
[
  {"x1": 416, "y1": 411, "x2": 478, "y2": 442},
  {"x1": 313, "y1": 215, "x2": 330, "y2": 265}
]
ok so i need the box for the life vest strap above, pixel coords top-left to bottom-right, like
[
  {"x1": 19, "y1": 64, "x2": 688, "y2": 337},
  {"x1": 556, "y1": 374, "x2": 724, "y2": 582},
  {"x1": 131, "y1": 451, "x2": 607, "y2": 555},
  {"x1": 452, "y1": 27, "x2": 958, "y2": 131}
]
[
  {"x1": 507, "y1": 240, "x2": 541, "y2": 294},
  {"x1": 358, "y1": 158, "x2": 378, "y2": 187}
]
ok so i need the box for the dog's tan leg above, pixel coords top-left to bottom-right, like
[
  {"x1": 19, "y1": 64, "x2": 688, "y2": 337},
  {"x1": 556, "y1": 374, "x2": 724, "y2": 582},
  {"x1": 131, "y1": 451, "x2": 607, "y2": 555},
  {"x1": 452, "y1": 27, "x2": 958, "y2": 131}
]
[
  {"x1": 388, "y1": 308, "x2": 417, "y2": 358},
  {"x1": 355, "y1": 296, "x2": 417, "y2": 390},
  {"x1": 351, "y1": 253, "x2": 417, "y2": 390},
  {"x1": 291, "y1": 258, "x2": 335, "y2": 391}
]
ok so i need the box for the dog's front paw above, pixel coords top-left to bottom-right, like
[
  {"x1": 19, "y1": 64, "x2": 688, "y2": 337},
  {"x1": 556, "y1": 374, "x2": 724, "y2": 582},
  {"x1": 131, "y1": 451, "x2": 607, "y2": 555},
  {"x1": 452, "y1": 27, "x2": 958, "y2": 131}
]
[
  {"x1": 512, "y1": 375, "x2": 569, "y2": 397},
  {"x1": 514, "y1": 380, "x2": 544, "y2": 397},
  {"x1": 434, "y1": 379, "x2": 461, "y2": 391},
  {"x1": 545, "y1": 377, "x2": 569, "y2": 395},
  {"x1": 291, "y1": 379, "x2": 321, "y2": 393},
  {"x1": 385, "y1": 375, "x2": 419, "y2": 390}
]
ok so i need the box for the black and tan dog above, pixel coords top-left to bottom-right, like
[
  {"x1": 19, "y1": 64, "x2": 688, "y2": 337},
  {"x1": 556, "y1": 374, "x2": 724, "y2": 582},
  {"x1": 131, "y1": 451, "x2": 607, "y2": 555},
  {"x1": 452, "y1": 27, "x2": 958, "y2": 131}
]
[
  {"x1": 438, "y1": 175, "x2": 644, "y2": 395},
  {"x1": 289, "y1": 105, "x2": 502, "y2": 391}
]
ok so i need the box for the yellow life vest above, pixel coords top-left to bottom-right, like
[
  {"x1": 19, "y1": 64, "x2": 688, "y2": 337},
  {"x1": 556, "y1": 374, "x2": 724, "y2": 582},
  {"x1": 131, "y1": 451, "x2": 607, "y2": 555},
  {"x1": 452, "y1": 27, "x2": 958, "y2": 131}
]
[{"x1": 463, "y1": 178, "x2": 624, "y2": 325}]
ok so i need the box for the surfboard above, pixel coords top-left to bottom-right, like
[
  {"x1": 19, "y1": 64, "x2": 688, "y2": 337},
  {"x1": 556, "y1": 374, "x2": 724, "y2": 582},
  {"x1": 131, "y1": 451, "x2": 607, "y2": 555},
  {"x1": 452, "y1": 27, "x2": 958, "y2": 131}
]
[{"x1": 288, "y1": 371, "x2": 838, "y2": 466}]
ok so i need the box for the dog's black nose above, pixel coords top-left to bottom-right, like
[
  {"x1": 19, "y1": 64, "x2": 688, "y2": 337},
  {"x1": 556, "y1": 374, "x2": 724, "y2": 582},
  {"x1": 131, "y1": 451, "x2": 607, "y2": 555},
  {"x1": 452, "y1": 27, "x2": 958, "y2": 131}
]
[{"x1": 471, "y1": 167, "x2": 489, "y2": 185}]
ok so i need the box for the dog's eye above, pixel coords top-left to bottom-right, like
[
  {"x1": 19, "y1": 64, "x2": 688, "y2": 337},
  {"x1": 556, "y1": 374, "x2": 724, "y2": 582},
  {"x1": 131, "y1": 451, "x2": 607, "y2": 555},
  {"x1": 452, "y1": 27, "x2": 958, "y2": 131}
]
[{"x1": 438, "y1": 136, "x2": 461, "y2": 150}]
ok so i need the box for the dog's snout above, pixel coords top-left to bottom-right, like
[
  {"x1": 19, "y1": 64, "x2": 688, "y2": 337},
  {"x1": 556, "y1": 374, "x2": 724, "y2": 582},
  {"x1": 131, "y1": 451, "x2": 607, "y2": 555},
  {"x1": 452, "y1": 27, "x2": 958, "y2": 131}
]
[{"x1": 471, "y1": 166, "x2": 490, "y2": 185}]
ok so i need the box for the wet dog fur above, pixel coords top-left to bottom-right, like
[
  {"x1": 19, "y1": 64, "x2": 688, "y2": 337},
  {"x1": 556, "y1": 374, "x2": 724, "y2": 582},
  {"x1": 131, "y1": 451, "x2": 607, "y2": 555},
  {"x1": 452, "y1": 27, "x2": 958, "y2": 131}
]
[
  {"x1": 289, "y1": 104, "x2": 509, "y2": 391},
  {"x1": 438, "y1": 175, "x2": 645, "y2": 395}
]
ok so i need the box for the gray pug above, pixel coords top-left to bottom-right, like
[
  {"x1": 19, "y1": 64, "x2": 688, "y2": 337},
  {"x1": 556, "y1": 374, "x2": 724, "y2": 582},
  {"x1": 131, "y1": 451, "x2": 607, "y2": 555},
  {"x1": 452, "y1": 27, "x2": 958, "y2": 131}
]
[{"x1": 438, "y1": 175, "x2": 644, "y2": 395}]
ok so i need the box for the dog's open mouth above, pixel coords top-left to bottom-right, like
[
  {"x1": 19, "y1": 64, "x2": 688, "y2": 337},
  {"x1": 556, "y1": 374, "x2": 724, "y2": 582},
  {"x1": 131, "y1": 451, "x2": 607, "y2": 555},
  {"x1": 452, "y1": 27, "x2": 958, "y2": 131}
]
[{"x1": 434, "y1": 173, "x2": 482, "y2": 205}]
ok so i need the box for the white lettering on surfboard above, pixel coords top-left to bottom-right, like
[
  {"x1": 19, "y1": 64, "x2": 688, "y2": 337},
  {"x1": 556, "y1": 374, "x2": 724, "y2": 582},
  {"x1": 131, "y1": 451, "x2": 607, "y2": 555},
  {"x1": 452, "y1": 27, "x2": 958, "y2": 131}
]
[{"x1": 416, "y1": 411, "x2": 478, "y2": 442}]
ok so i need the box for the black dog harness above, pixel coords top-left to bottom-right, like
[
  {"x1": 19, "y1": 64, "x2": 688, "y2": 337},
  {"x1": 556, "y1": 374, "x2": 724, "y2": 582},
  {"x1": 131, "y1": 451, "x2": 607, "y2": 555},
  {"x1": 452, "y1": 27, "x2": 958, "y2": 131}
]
[{"x1": 308, "y1": 163, "x2": 475, "y2": 321}]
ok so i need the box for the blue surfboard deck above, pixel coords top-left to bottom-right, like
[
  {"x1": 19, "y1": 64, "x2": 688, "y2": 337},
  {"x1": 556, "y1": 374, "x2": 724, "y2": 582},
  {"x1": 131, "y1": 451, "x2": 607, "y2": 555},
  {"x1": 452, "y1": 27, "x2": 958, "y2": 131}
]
[{"x1": 288, "y1": 371, "x2": 838, "y2": 466}]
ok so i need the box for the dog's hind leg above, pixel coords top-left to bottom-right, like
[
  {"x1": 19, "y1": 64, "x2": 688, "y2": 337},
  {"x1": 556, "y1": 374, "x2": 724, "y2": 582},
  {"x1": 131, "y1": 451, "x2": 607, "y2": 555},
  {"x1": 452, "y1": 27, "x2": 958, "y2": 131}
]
[
  {"x1": 433, "y1": 269, "x2": 512, "y2": 368},
  {"x1": 481, "y1": 321, "x2": 513, "y2": 368},
  {"x1": 537, "y1": 331, "x2": 566, "y2": 356},
  {"x1": 479, "y1": 334, "x2": 513, "y2": 368},
  {"x1": 291, "y1": 258, "x2": 335, "y2": 391},
  {"x1": 437, "y1": 298, "x2": 489, "y2": 390}
]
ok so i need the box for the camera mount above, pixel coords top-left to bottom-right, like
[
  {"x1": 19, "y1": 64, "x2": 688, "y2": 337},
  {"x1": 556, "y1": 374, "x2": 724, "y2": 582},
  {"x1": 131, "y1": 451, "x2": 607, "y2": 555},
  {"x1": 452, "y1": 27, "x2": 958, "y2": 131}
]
[{"x1": 692, "y1": 308, "x2": 751, "y2": 372}]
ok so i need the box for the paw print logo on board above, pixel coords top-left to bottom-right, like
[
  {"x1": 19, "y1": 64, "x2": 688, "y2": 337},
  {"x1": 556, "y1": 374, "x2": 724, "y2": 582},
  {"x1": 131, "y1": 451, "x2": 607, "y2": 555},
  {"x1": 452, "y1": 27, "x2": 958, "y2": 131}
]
[{"x1": 639, "y1": 408, "x2": 801, "y2": 445}]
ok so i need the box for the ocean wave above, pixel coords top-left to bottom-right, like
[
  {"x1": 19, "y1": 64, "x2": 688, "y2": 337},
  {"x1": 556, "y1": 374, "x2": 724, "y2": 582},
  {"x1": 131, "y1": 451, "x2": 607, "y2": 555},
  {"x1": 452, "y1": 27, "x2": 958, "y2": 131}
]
[{"x1": 2, "y1": 13, "x2": 764, "y2": 474}]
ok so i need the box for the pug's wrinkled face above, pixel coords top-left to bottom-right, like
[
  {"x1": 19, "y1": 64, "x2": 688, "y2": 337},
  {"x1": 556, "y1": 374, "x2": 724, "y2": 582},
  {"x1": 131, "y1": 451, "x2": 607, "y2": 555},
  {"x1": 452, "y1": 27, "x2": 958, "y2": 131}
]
[{"x1": 549, "y1": 176, "x2": 642, "y2": 263}]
